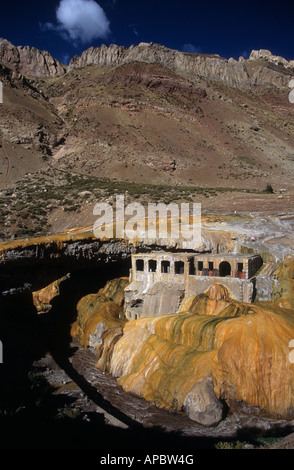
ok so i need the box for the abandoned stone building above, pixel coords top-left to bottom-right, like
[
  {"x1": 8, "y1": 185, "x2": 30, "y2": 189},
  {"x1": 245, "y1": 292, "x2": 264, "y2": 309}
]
[{"x1": 124, "y1": 252, "x2": 263, "y2": 320}]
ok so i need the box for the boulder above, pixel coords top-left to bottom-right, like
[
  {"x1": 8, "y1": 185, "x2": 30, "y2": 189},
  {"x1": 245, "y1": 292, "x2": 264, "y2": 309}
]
[{"x1": 184, "y1": 377, "x2": 224, "y2": 426}]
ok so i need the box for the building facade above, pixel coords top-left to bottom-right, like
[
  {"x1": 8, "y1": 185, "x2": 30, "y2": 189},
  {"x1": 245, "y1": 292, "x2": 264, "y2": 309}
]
[{"x1": 124, "y1": 252, "x2": 263, "y2": 320}]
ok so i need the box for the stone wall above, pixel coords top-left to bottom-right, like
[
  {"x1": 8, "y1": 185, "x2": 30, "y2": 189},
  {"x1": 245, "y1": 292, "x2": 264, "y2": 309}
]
[
  {"x1": 255, "y1": 276, "x2": 273, "y2": 302},
  {"x1": 186, "y1": 276, "x2": 255, "y2": 303}
]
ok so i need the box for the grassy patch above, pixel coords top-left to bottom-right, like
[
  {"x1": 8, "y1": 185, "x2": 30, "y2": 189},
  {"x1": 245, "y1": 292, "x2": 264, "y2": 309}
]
[{"x1": 237, "y1": 155, "x2": 256, "y2": 166}]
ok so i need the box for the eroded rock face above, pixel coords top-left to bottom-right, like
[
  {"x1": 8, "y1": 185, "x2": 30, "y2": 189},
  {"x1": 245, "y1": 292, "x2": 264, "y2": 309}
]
[
  {"x1": 2, "y1": 37, "x2": 292, "y2": 88},
  {"x1": 68, "y1": 43, "x2": 249, "y2": 88},
  {"x1": 68, "y1": 42, "x2": 294, "y2": 89},
  {"x1": 249, "y1": 49, "x2": 294, "y2": 69},
  {"x1": 0, "y1": 38, "x2": 66, "y2": 77}
]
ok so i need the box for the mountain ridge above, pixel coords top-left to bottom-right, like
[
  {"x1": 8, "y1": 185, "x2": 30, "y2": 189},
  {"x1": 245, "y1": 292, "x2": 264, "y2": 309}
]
[
  {"x1": 68, "y1": 42, "x2": 294, "y2": 89},
  {"x1": 1, "y1": 38, "x2": 294, "y2": 89}
]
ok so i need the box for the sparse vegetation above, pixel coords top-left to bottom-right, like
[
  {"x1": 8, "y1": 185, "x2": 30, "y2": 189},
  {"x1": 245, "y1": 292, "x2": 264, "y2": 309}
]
[
  {"x1": 214, "y1": 440, "x2": 248, "y2": 449},
  {"x1": 0, "y1": 166, "x2": 277, "y2": 241},
  {"x1": 237, "y1": 155, "x2": 256, "y2": 167}
]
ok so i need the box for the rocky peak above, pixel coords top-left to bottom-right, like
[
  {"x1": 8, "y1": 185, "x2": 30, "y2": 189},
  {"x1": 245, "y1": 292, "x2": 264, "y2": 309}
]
[
  {"x1": 248, "y1": 49, "x2": 294, "y2": 69},
  {"x1": 0, "y1": 38, "x2": 66, "y2": 78}
]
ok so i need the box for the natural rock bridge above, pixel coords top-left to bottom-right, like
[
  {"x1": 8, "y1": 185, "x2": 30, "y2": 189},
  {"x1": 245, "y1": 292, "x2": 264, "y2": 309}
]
[{"x1": 0, "y1": 221, "x2": 239, "y2": 299}]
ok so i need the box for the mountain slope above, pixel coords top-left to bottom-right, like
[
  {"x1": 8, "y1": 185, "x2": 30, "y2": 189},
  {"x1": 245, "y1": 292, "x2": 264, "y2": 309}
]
[
  {"x1": 45, "y1": 58, "x2": 294, "y2": 190},
  {"x1": 0, "y1": 39, "x2": 293, "y2": 190},
  {"x1": 0, "y1": 62, "x2": 65, "y2": 188},
  {"x1": 0, "y1": 39, "x2": 294, "y2": 239}
]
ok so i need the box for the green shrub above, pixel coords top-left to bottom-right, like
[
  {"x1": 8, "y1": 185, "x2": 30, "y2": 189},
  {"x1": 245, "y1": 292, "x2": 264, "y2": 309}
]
[{"x1": 265, "y1": 184, "x2": 274, "y2": 194}]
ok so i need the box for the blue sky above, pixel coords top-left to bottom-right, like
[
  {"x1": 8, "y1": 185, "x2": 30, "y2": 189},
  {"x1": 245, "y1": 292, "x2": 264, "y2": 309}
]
[{"x1": 0, "y1": 0, "x2": 293, "y2": 65}]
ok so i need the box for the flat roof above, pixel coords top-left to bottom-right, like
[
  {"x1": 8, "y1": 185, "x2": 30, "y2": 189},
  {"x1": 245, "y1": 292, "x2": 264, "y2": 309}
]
[{"x1": 133, "y1": 252, "x2": 260, "y2": 259}]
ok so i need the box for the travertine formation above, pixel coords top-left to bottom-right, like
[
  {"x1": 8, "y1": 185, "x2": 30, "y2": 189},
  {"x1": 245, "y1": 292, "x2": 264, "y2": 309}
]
[
  {"x1": 32, "y1": 273, "x2": 70, "y2": 313},
  {"x1": 71, "y1": 277, "x2": 128, "y2": 351},
  {"x1": 71, "y1": 257, "x2": 294, "y2": 426}
]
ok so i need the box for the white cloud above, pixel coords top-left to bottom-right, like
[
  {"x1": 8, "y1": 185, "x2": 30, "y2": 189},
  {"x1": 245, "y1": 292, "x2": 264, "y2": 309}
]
[
  {"x1": 182, "y1": 43, "x2": 201, "y2": 54},
  {"x1": 62, "y1": 54, "x2": 71, "y2": 65},
  {"x1": 129, "y1": 23, "x2": 139, "y2": 37},
  {"x1": 43, "y1": 0, "x2": 111, "y2": 44},
  {"x1": 240, "y1": 50, "x2": 249, "y2": 59}
]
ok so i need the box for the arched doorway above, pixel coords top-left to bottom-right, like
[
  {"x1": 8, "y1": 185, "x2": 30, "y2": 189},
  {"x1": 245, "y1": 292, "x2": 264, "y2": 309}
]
[{"x1": 219, "y1": 261, "x2": 231, "y2": 277}]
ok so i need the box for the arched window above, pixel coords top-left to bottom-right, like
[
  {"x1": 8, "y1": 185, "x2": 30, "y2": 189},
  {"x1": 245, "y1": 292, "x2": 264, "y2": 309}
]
[{"x1": 219, "y1": 261, "x2": 231, "y2": 277}]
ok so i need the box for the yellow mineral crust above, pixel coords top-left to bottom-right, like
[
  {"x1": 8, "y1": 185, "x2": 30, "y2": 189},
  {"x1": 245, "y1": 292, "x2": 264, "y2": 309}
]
[
  {"x1": 71, "y1": 269, "x2": 294, "y2": 421},
  {"x1": 32, "y1": 274, "x2": 70, "y2": 313},
  {"x1": 71, "y1": 278, "x2": 128, "y2": 348},
  {"x1": 106, "y1": 284, "x2": 294, "y2": 419}
]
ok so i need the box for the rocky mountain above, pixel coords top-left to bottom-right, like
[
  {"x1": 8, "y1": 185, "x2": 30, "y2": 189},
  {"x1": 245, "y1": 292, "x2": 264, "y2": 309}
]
[
  {"x1": 0, "y1": 39, "x2": 294, "y2": 239},
  {"x1": 0, "y1": 38, "x2": 66, "y2": 77},
  {"x1": 69, "y1": 42, "x2": 294, "y2": 89}
]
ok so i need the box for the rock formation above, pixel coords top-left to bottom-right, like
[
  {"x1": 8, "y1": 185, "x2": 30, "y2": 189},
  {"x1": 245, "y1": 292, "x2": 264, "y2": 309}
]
[
  {"x1": 32, "y1": 273, "x2": 70, "y2": 313},
  {"x1": 0, "y1": 38, "x2": 66, "y2": 77},
  {"x1": 0, "y1": 220, "x2": 293, "y2": 427},
  {"x1": 249, "y1": 49, "x2": 294, "y2": 69}
]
